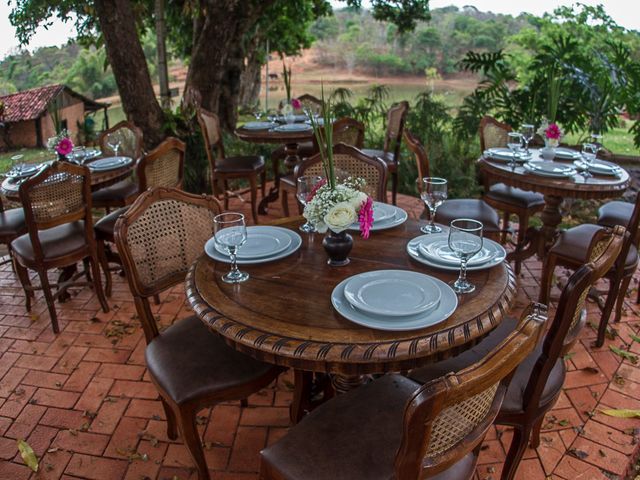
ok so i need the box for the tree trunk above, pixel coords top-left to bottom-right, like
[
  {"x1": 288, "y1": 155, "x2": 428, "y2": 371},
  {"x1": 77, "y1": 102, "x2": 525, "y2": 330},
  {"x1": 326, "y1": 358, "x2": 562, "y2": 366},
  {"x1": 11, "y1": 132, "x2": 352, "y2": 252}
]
[
  {"x1": 239, "y1": 39, "x2": 263, "y2": 109},
  {"x1": 94, "y1": 0, "x2": 165, "y2": 148},
  {"x1": 155, "y1": 0, "x2": 171, "y2": 109}
]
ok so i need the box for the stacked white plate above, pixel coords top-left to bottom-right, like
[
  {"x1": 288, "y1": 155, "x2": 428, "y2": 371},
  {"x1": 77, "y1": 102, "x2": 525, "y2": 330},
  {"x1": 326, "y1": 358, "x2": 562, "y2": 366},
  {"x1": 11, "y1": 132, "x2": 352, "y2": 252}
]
[
  {"x1": 273, "y1": 124, "x2": 312, "y2": 133},
  {"x1": 554, "y1": 148, "x2": 582, "y2": 160},
  {"x1": 243, "y1": 121, "x2": 274, "y2": 130},
  {"x1": 347, "y1": 202, "x2": 408, "y2": 232},
  {"x1": 483, "y1": 148, "x2": 532, "y2": 162},
  {"x1": 523, "y1": 161, "x2": 576, "y2": 178},
  {"x1": 331, "y1": 269, "x2": 458, "y2": 331},
  {"x1": 88, "y1": 157, "x2": 132, "y2": 172},
  {"x1": 204, "y1": 226, "x2": 302, "y2": 264},
  {"x1": 6, "y1": 163, "x2": 40, "y2": 179},
  {"x1": 406, "y1": 233, "x2": 506, "y2": 271},
  {"x1": 573, "y1": 158, "x2": 623, "y2": 176}
]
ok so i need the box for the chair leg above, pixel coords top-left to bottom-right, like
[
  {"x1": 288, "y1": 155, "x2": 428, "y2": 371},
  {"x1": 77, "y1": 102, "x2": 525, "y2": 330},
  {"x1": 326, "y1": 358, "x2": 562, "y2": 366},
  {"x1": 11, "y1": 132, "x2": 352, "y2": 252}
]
[
  {"x1": 260, "y1": 169, "x2": 267, "y2": 198},
  {"x1": 249, "y1": 174, "x2": 259, "y2": 225},
  {"x1": 539, "y1": 253, "x2": 557, "y2": 305},
  {"x1": 501, "y1": 211, "x2": 510, "y2": 244},
  {"x1": 160, "y1": 398, "x2": 178, "y2": 440},
  {"x1": 89, "y1": 254, "x2": 110, "y2": 314},
  {"x1": 177, "y1": 406, "x2": 211, "y2": 480},
  {"x1": 530, "y1": 415, "x2": 544, "y2": 449},
  {"x1": 614, "y1": 274, "x2": 633, "y2": 323},
  {"x1": 514, "y1": 213, "x2": 530, "y2": 276},
  {"x1": 37, "y1": 267, "x2": 60, "y2": 334},
  {"x1": 223, "y1": 180, "x2": 230, "y2": 210},
  {"x1": 391, "y1": 171, "x2": 398, "y2": 206},
  {"x1": 14, "y1": 261, "x2": 33, "y2": 312},
  {"x1": 241, "y1": 398, "x2": 248, "y2": 408},
  {"x1": 500, "y1": 424, "x2": 532, "y2": 480},
  {"x1": 96, "y1": 240, "x2": 113, "y2": 298},
  {"x1": 281, "y1": 188, "x2": 290, "y2": 217}
]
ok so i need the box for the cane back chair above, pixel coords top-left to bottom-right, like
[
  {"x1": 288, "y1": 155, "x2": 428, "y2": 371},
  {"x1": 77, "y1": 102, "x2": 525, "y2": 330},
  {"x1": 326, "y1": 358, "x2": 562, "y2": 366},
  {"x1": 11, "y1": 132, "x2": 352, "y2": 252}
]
[
  {"x1": 0, "y1": 192, "x2": 27, "y2": 266},
  {"x1": 114, "y1": 187, "x2": 281, "y2": 480},
  {"x1": 11, "y1": 161, "x2": 110, "y2": 333},
  {"x1": 260, "y1": 305, "x2": 545, "y2": 480},
  {"x1": 410, "y1": 225, "x2": 625, "y2": 480}
]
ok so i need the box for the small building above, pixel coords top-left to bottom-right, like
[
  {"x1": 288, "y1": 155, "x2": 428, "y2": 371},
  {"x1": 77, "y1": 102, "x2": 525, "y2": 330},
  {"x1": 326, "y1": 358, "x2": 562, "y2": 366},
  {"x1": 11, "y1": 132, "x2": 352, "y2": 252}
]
[{"x1": 0, "y1": 84, "x2": 109, "y2": 150}]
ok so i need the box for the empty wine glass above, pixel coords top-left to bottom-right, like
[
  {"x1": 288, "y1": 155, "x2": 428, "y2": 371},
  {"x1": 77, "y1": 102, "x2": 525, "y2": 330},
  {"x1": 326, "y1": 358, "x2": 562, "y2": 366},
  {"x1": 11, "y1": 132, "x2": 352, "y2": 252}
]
[
  {"x1": 507, "y1": 132, "x2": 523, "y2": 169},
  {"x1": 253, "y1": 104, "x2": 263, "y2": 121},
  {"x1": 214, "y1": 213, "x2": 249, "y2": 284},
  {"x1": 106, "y1": 132, "x2": 121, "y2": 157},
  {"x1": 448, "y1": 219, "x2": 483, "y2": 294},
  {"x1": 591, "y1": 133, "x2": 604, "y2": 154},
  {"x1": 420, "y1": 177, "x2": 448, "y2": 234},
  {"x1": 581, "y1": 143, "x2": 597, "y2": 178},
  {"x1": 521, "y1": 124, "x2": 534, "y2": 155},
  {"x1": 297, "y1": 175, "x2": 323, "y2": 232}
]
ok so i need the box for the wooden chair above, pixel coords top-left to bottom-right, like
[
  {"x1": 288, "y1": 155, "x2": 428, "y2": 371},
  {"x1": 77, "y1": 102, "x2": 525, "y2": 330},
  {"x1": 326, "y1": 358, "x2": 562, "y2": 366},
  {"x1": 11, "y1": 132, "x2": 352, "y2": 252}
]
[
  {"x1": 404, "y1": 129, "x2": 502, "y2": 241},
  {"x1": 409, "y1": 225, "x2": 625, "y2": 480},
  {"x1": 539, "y1": 192, "x2": 640, "y2": 347},
  {"x1": 259, "y1": 305, "x2": 545, "y2": 480},
  {"x1": 94, "y1": 137, "x2": 186, "y2": 296},
  {"x1": 479, "y1": 116, "x2": 545, "y2": 273},
  {"x1": 11, "y1": 161, "x2": 110, "y2": 333},
  {"x1": 0, "y1": 194, "x2": 27, "y2": 266},
  {"x1": 196, "y1": 108, "x2": 266, "y2": 224},
  {"x1": 280, "y1": 118, "x2": 366, "y2": 215},
  {"x1": 296, "y1": 93, "x2": 323, "y2": 115},
  {"x1": 362, "y1": 101, "x2": 409, "y2": 205},
  {"x1": 92, "y1": 120, "x2": 144, "y2": 212},
  {"x1": 114, "y1": 187, "x2": 281, "y2": 480}
]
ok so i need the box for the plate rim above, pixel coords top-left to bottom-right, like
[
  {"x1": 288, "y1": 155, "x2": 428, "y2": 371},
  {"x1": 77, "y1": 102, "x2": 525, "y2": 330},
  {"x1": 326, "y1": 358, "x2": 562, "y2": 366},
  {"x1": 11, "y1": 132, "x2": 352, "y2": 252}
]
[
  {"x1": 418, "y1": 239, "x2": 495, "y2": 267},
  {"x1": 213, "y1": 226, "x2": 292, "y2": 259},
  {"x1": 347, "y1": 205, "x2": 408, "y2": 232},
  {"x1": 205, "y1": 227, "x2": 302, "y2": 265}
]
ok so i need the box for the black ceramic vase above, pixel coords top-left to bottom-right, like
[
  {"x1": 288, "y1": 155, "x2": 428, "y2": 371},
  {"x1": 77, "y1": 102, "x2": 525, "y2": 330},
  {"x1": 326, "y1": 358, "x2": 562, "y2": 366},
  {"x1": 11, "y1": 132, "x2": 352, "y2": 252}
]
[{"x1": 322, "y1": 230, "x2": 353, "y2": 266}]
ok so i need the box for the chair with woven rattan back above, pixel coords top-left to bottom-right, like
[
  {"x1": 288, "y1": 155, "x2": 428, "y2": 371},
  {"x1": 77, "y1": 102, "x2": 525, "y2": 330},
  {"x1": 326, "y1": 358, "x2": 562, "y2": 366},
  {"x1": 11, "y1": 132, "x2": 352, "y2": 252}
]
[
  {"x1": 92, "y1": 120, "x2": 144, "y2": 212},
  {"x1": 94, "y1": 137, "x2": 186, "y2": 296},
  {"x1": 280, "y1": 118, "x2": 366, "y2": 215},
  {"x1": 11, "y1": 161, "x2": 110, "y2": 333},
  {"x1": 409, "y1": 225, "x2": 625, "y2": 480},
  {"x1": 260, "y1": 303, "x2": 545, "y2": 480},
  {"x1": 196, "y1": 108, "x2": 266, "y2": 224},
  {"x1": 296, "y1": 93, "x2": 323, "y2": 115},
  {"x1": 0, "y1": 192, "x2": 27, "y2": 267},
  {"x1": 114, "y1": 187, "x2": 281, "y2": 480},
  {"x1": 478, "y1": 116, "x2": 545, "y2": 273}
]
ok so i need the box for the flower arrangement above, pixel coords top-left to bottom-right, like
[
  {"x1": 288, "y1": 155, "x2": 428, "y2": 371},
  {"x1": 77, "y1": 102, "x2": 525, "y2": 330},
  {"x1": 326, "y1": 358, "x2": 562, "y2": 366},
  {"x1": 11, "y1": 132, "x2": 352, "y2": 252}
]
[
  {"x1": 47, "y1": 129, "x2": 74, "y2": 157},
  {"x1": 537, "y1": 120, "x2": 563, "y2": 147},
  {"x1": 281, "y1": 98, "x2": 302, "y2": 116}
]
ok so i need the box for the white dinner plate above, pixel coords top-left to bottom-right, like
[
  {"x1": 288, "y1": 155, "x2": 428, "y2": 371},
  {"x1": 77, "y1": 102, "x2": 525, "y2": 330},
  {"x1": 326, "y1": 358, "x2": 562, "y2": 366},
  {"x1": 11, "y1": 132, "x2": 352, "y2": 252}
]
[
  {"x1": 484, "y1": 148, "x2": 531, "y2": 162},
  {"x1": 347, "y1": 205, "x2": 408, "y2": 232},
  {"x1": 573, "y1": 159, "x2": 623, "y2": 176},
  {"x1": 242, "y1": 121, "x2": 273, "y2": 130},
  {"x1": 331, "y1": 273, "x2": 457, "y2": 331},
  {"x1": 88, "y1": 156, "x2": 132, "y2": 171},
  {"x1": 205, "y1": 227, "x2": 302, "y2": 265},
  {"x1": 418, "y1": 238, "x2": 496, "y2": 266},
  {"x1": 407, "y1": 233, "x2": 506, "y2": 271},
  {"x1": 273, "y1": 124, "x2": 312, "y2": 133},
  {"x1": 214, "y1": 226, "x2": 292, "y2": 259},
  {"x1": 523, "y1": 161, "x2": 576, "y2": 178},
  {"x1": 372, "y1": 202, "x2": 396, "y2": 223},
  {"x1": 343, "y1": 270, "x2": 442, "y2": 317},
  {"x1": 6, "y1": 164, "x2": 40, "y2": 179},
  {"x1": 554, "y1": 148, "x2": 582, "y2": 160}
]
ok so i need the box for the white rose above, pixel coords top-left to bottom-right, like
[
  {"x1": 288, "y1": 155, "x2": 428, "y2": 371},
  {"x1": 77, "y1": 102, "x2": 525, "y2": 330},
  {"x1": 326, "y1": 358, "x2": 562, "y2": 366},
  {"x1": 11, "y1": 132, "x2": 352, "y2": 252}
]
[
  {"x1": 349, "y1": 191, "x2": 367, "y2": 211},
  {"x1": 324, "y1": 202, "x2": 357, "y2": 233}
]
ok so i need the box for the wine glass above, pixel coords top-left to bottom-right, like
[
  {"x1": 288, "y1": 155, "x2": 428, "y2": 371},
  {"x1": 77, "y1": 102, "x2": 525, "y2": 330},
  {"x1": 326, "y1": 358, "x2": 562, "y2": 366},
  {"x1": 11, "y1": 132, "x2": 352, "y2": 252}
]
[
  {"x1": 420, "y1": 177, "x2": 448, "y2": 234},
  {"x1": 448, "y1": 219, "x2": 483, "y2": 294},
  {"x1": 297, "y1": 175, "x2": 323, "y2": 232},
  {"x1": 106, "y1": 132, "x2": 121, "y2": 157},
  {"x1": 214, "y1": 213, "x2": 249, "y2": 284},
  {"x1": 507, "y1": 132, "x2": 523, "y2": 169},
  {"x1": 581, "y1": 143, "x2": 597, "y2": 178},
  {"x1": 520, "y1": 124, "x2": 534, "y2": 155},
  {"x1": 253, "y1": 104, "x2": 263, "y2": 121}
]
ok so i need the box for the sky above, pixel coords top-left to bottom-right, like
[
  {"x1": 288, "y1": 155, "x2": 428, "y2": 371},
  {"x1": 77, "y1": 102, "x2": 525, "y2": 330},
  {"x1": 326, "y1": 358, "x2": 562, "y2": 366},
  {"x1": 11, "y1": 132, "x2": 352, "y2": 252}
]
[{"x1": 0, "y1": 1, "x2": 638, "y2": 60}]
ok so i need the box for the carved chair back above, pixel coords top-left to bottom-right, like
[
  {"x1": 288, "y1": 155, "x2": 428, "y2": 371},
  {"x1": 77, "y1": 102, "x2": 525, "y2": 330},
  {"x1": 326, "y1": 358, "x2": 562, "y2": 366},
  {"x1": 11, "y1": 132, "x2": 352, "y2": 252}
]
[
  {"x1": 114, "y1": 187, "x2": 222, "y2": 343},
  {"x1": 403, "y1": 130, "x2": 430, "y2": 190},
  {"x1": 296, "y1": 93, "x2": 323, "y2": 115},
  {"x1": 137, "y1": 137, "x2": 186, "y2": 192},
  {"x1": 479, "y1": 116, "x2": 511, "y2": 151},
  {"x1": 311, "y1": 118, "x2": 365, "y2": 152},
  {"x1": 196, "y1": 108, "x2": 225, "y2": 170},
  {"x1": 383, "y1": 101, "x2": 409, "y2": 160},
  {"x1": 394, "y1": 306, "x2": 546, "y2": 479},
  {"x1": 98, "y1": 120, "x2": 144, "y2": 160}
]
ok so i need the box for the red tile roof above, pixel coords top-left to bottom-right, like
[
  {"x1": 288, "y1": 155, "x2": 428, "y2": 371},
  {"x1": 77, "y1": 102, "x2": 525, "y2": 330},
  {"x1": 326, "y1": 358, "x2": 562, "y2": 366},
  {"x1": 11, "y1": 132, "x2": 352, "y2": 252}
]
[{"x1": 0, "y1": 84, "x2": 65, "y2": 123}]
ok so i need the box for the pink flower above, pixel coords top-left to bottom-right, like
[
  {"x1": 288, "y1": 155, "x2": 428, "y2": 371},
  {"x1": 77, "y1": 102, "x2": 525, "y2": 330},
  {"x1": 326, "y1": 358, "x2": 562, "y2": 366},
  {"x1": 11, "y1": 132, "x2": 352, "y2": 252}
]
[
  {"x1": 545, "y1": 123, "x2": 562, "y2": 140},
  {"x1": 305, "y1": 178, "x2": 327, "y2": 203},
  {"x1": 291, "y1": 98, "x2": 302, "y2": 110},
  {"x1": 55, "y1": 137, "x2": 74, "y2": 156},
  {"x1": 358, "y1": 197, "x2": 374, "y2": 239}
]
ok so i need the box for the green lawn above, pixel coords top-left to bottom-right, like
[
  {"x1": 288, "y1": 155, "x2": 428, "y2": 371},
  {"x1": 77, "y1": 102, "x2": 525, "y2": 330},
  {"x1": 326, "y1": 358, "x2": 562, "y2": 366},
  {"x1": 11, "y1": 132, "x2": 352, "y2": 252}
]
[
  {"x1": 563, "y1": 126, "x2": 639, "y2": 156},
  {"x1": 0, "y1": 148, "x2": 53, "y2": 174}
]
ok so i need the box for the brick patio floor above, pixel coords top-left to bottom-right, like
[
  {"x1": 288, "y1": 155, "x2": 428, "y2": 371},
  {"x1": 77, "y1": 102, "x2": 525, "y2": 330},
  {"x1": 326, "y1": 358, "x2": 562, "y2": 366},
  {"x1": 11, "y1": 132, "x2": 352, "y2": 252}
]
[{"x1": 1, "y1": 190, "x2": 640, "y2": 480}]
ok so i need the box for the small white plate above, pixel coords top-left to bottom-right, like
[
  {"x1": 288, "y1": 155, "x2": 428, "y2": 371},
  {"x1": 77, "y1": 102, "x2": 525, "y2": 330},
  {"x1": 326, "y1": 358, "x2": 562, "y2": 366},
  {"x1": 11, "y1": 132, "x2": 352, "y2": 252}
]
[
  {"x1": 419, "y1": 239, "x2": 495, "y2": 266},
  {"x1": 88, "y1": 157, "x2": 132, "y2": 171},
  {"x1": 343, "y1": 270, "x2": 442, "y2": 317},
  {"x1": 573, "y1": 159, "x2": 622, "y2": 176},
  {"x1": 484, "y1": 148, "x2": 531, "y2": 162},
  {"x1": 372, "y1": 202, "x2": 396, "y2": 223},
  {"x1": 243, "y1": 121, "x2": 273, "y2": 130},
  {"x1": 274, "y1": 124, "x2": 312, "y2": 133},
  {"x1": 214, "y1": 226, "x2": 292, "y2": 259},
  {"x1": 554, "y1": 148, "x2": 582, "y2": 160},
  {"x1": 523, "y1": 161, "x2": 576, "y2": 178},
  {"x1": 347, "y1": 205, "x2": 408, "y2": 232},
  {"x1": 205, "y1": 228, "x2": 302, "y2": 265},
  {"x1": 331, "y1": 273, "x2": 457, "y2": 331},
  {"x1": 407, "y1": 233, "x2": 506, "y2": 271},
  {"x1": 6, "y1": 164, "x2": 40, "y2": 178}
]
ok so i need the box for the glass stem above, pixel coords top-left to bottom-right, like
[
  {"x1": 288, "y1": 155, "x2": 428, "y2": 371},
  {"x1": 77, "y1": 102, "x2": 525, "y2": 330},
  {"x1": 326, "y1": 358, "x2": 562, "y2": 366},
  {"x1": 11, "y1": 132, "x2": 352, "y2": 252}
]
[
  {"x1": 458, "y1": 256, "x2": 468, "y2": 286},
  {"x1": 429, "y1": 207, "x2": 437, "y2": 228},
  {"x1": 228, "y1": 248, "x2": 239, "y2": 277}
]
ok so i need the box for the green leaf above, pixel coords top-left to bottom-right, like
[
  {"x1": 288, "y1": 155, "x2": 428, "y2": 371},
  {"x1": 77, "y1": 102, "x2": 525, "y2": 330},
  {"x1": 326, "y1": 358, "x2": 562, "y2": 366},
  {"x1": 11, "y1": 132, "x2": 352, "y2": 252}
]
[
  {"x1": 17, "y1": 439, "x2": 38, "y2": 472},
  {"x1": 609, "y1": 346, "x2": 638, "y2": 364},
  {"x1": 600, "y1": 409, "x2": 640, "y2": 419},
  {"x1": 630, "y1": 334, "x2": 640, "y2": 343}
]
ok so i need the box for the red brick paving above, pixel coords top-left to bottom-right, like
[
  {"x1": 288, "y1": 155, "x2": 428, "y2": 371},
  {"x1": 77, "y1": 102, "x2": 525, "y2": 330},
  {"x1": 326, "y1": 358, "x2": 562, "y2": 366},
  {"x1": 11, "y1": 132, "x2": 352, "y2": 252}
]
[{"x1": 0, "y1": 190, "x2": 639, "y2": 480}]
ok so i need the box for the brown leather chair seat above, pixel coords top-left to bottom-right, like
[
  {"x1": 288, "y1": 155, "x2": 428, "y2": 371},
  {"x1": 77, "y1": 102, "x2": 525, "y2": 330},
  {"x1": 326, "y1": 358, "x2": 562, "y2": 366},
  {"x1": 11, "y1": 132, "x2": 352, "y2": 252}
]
[
  {"x1": 435, "y1": 199, "x2": 501, "y2": 233},
  {"x1": 260, "y1": 374, "x2": 477, "y2": 480},
  {"x1": 486, "y1": 184, "x2": 545, "y2": 209},
  {"x1": 94, "y1": 207, "x2": 129, "y2": 241},
  {"x1": 91, "y1": 179, "x2": 138, "y2": 204},
  {"x1": 598, "y1": 200, "x2": 634, "y2": 229},
  {"x1": 409, "y1": 316, "x2": 565, "y2": 415},
  {"x1": 145, "y1": 315, "x2": 277, "y2": 405},
  {"x1": 0, "y1": 208, "x2": 27, "y2": 236},
  {"x1": 361, "y1": 148, "x2": 397, "y2": 171},
  {"x1": 12, "y1": 221, "x2": 88, "y2": 263},
  {"x1": 214, "y1": 155, "x2": 265, "y2": 173}
]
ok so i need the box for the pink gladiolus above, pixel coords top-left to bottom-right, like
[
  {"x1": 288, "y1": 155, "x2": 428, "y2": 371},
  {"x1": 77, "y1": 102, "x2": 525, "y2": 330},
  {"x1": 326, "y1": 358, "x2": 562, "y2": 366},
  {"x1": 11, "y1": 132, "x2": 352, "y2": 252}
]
[
  {"x1": 55, "y1": 137, "x2": 74, "y2": 156},
  {"x1": 305, "y1": 178, "x2": 327, "y2": 203},
  {"x1": 545, "y1": 123, "x2": 561, "y2": 140},
  {"x1": 358, "y1": 197, "x2": 374, "y2": 239},
  {"x1": 291, "y1": 98, "x2": 302, "y2": 110}
]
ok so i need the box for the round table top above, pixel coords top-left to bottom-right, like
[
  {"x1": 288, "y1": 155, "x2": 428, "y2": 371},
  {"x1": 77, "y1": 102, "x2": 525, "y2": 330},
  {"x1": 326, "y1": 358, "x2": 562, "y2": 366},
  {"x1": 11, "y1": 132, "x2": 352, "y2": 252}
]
[
  {"x1": 186, "y1": 218, "x2": 516, "y2": 375},
  {"x1": 479, "y1": 149, "x2": 630, "y2": 200},
  {"x1": 235, "y1": 124, "x2": 315, "y2": 145},
  {"x1": 1, "y1": 157, "x2": 135, "y2": 202}
]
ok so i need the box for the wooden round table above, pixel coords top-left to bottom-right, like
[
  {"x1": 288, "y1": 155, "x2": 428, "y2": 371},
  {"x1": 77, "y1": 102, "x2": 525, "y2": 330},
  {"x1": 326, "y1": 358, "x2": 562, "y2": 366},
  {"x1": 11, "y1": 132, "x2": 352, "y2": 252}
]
[
  {"x1": 479, "y1": 149, "x2": 630, "y2": 261},
  {"x1": 235, "y1": 125, "x2": 314, "y2": 214},
  {"x1": 186, "y1": 217, "x2": 516, "y2": 420}
]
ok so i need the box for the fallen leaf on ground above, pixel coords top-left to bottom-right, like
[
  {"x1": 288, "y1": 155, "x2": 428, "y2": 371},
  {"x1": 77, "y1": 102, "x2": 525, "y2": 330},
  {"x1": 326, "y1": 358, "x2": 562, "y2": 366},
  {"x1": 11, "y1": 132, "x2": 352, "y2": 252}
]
[
  {"x1": 600, "y1": 409, "x2": 640, "y2": 418},
  {"x1": 609, "y1": 346, "x2": 638, "y2": 364},
  {"x1": 17, "y1": 439, "x2": 38, "y2": 472}
]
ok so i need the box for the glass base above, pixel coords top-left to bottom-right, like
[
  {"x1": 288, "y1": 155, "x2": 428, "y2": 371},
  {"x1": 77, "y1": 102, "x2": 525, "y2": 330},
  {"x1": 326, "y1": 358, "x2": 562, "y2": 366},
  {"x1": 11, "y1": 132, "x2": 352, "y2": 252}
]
[
  {"x1": 420, "y1": 224, "x2": 442, "y2": 234},
  {"x1": 299, "y1": 222, "x2": 316, "y2": 233},
  {"x1": 451, "y1": 278, "x2": 475, "y2": 294},
  {"x1": 221, "y1": 270, "x2": 249, "y2": 284}
]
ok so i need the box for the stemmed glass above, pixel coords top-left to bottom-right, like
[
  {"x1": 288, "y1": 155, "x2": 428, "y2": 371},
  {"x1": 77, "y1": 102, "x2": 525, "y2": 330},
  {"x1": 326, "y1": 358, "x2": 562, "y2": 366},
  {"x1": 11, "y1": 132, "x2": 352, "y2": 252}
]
[
  {"x1": 253, "y1": 104, "x2": 263, "y2": 121},
  {"x1": 214, "y1": 213, "x2": 249, "y2": 284},
  {"x1": 448, "y1": 219, "x2": 484, "y2": 294},
  {"x1": 297, "y1": 175, "x2": 323, "y2": 232},
  {"x1": 420, "y1": 177, "x2": 448, "y2": 234},
  {"x1": 106, "y1": 131, "x2": 121, "y2": 157},
  {"x1": 520, "y1": 124, "x2": 534, "y2": 155},
  {"x1": 507, "y1": 132, "x2": 523, "y2": 169},
  {"x1": 581, "y1": 143, "x2": 597, "y2": 178}
]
